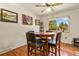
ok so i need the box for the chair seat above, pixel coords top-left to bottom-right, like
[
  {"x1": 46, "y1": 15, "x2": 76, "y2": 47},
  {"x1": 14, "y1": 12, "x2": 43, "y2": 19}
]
[
  {"x1": 28, "y1": 39, "x2": 44, "y2": 48},
  {"x1": 36, "y1": 39, "x2": 44, "y2": 47},
  {"x1": 48, "y1": 39, "x2": 56, "y2": 46}
]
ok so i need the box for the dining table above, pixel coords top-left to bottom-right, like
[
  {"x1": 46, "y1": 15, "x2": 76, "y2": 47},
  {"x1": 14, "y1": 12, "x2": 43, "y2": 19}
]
[{"x1": 35, "y1": 32, "x2": 55, "y2": 56}]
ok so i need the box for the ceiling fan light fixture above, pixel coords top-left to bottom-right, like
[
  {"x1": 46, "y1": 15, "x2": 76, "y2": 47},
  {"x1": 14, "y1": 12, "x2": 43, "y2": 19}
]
[
  {"x1": 35, "y1": 3, "x2": 63, "y2": 13},
  {"x1": 46, "y1": 7, "x2": 51, "y2": 12}
]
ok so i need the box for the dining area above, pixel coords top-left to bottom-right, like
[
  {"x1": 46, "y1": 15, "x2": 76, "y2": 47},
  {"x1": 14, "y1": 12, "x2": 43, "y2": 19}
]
[
  {"x1": 0, "y1": 3, "x2": 79, "y2": 57},
  {"x1": 26, "y1": 30, "x2": 62, "y2": 56}
]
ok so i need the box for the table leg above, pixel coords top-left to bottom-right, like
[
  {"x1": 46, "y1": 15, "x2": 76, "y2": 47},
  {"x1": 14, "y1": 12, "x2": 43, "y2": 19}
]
[{"x1": 46, "y1": 37, "x2": 48, "y2": 56}]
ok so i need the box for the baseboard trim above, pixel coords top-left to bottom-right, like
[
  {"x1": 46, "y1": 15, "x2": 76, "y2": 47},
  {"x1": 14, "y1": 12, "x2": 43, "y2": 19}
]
[{"x1": 0, "y1": 43, "x2": 27, "y2": 54}]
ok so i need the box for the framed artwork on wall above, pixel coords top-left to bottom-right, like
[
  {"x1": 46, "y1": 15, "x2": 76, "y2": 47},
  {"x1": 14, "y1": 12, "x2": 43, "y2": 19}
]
[
  {"x1": 0, "y1": 10, "x2": 1, "y2": 21},
  {"x1": 48, "y1": 16, "x2": 70, "y2": 32},
  {"x1": 22, "y1": 14, "x2": 33, "y2": 25},
  {"x1": 0, "y1": 8, "x2": 18, "y2": 23},
  {"x1": 35, "y1": 19, "x2": 40, "y2": 25}
]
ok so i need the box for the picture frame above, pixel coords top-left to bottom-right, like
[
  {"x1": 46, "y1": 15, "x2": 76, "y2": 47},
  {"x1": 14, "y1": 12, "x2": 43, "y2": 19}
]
[
  {"x1": 48, "y1": 16, "x2": 70, "y2": 33},
  {"x1": 1, "y1": 8, "x2": 18, "y2": 23},
  {"x1": 22, "y1": 14, "x2": 33, "y2": 25},
  {"x1": 35, "y1": 19, "x2": 40, "y2": 25}
]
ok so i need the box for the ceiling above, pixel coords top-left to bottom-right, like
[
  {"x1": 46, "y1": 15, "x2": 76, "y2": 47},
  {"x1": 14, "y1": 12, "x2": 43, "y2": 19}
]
[{"x1": 17, "y1": 3, "x2": 79, "y2": 16}]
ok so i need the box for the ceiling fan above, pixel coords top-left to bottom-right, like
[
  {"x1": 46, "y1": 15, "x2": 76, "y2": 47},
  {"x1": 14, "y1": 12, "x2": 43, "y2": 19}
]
[{"x1": 35, "y1": 3, "x2": 63, "y2": 12}]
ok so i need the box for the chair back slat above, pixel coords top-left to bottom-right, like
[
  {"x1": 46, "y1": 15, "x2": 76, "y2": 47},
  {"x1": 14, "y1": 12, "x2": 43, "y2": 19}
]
[
  {"x1": 56, "y1": 32, "x2": 62, "y2": 44},
  {"x1": 26, "y1": 31, "x2": 36, "y2": 44},
  {"x1": 46, "y1": 30, "x2": 53, "y2": 32}
]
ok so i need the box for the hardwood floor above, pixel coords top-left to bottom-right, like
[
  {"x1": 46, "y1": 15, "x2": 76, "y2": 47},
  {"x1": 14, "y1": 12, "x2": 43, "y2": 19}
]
[
  {"x1": 0, "y1": 43, "x2": 79, "y2": 56},
  {"x1": 59, "y1": 43, "x2": 79, "y2": 56}
]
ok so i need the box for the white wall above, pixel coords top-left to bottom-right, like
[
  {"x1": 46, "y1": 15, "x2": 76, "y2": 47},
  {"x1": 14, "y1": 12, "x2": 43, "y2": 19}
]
[
  {"x1": 40, "y1": 9, "x2": 79, "y2": 44},
  {"x1": 0, "y1": 3, "x2": 39, "y2": 53}
]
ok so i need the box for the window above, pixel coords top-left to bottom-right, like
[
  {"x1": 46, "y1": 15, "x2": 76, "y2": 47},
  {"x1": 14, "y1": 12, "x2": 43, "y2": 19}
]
[{"x1": 48, "y1": 17, "x2": 69, "y2": 32}]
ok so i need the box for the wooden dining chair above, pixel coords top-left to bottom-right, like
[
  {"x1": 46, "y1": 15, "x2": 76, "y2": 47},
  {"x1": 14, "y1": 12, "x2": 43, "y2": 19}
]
[
  {"x1": 48, "y1": 32, "x2": 62, "y2": 56},
  {"x1": 26, "y1": 31, "x2": 45, "y2": 56}
]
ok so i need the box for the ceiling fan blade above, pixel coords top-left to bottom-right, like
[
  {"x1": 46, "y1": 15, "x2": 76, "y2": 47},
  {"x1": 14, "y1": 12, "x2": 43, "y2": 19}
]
[
  {"x1": 35, "y1": 5, "x2": 46, "y2": 7},
  {"x1": 52, "y1": 3, "x2": 63, "y2": 6},
  {"x1": 45, "y1": 3, "x2": 50, "y2": 7},
  {"x1": 41, "y1": 9, "x2": 46, "y2": 12}
]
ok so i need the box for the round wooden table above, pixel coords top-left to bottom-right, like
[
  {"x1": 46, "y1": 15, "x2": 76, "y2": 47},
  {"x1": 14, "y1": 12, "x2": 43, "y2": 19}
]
[{"x1": 35, "y1": 32, "x2": 55, "y2": 56}]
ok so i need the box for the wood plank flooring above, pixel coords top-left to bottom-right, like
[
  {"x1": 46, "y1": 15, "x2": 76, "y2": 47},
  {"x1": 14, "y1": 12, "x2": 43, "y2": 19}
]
[{"x1": 0, "y1": 43, "x2": 79, "y2": 56}]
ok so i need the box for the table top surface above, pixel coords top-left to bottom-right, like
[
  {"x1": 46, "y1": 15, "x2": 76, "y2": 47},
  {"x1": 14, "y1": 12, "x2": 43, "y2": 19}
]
[{"x1": 35, "y1": 32, "x2": 56, "y2": 36}]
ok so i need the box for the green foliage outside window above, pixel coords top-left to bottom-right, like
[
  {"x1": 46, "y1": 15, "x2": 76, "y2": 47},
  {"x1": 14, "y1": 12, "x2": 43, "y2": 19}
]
[{"x1": 48, "y1": 17, "x2": 69, "y2": 32}]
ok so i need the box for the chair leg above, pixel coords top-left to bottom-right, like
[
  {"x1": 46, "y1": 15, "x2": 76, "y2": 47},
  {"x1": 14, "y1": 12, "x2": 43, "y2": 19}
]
[
  {"x1": 31, "y1": 47, "x2": 32, "y2": 55},
  {"x1": 34, "y1": 47, "x2": 36, "y2": 56},
  {"x1": 48, "y1": 46, "x2": 50, "y2": 52},
  {"x1": 35, "y1": 47, "x2": 37, "y2": 56},
  {"x1": 55, "y1": 46, "x2": 57, "y2": 56},
  {"x1": 43, "y1": 46, "x2": 46, "y2": 56},
  {"x1": 52, "y1": 47, "x2": 54, "y2": 56},
  {"x1": 39, "y1": 47, "x2": 42, "y2": 56},
  {"x1": 48, "y1": 46, "x2": 50, "y2": 55},
  {"x1": 27, "y1": 44, "x2": 29, "y2": 56},
  {"x1": 58, "y1": 43, "x2": 60, "y2": 56}
]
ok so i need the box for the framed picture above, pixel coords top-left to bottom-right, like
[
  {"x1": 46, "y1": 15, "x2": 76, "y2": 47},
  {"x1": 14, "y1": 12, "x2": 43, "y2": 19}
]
[
  {"x1": 48, "y1": 16, "x2": 70, "y2": 33},
  {"x1": 1, "y1": 8, "x2": 18, "y2": 23},
  {"x1": 35, "y1": 19, "x2": 40, "y2": 25},
  {"x1": 22, "y1": 14, "x2": 33, "y2": 25}
]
